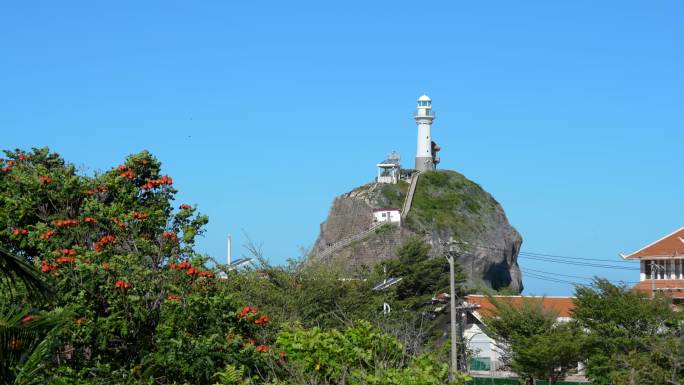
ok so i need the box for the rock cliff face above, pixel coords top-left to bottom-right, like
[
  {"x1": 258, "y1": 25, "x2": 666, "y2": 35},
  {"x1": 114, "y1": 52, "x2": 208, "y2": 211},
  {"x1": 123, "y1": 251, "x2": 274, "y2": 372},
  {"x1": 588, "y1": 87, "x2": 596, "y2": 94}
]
[{"x1": 312, "y1": 170, "x2": 523, "y2": 293}]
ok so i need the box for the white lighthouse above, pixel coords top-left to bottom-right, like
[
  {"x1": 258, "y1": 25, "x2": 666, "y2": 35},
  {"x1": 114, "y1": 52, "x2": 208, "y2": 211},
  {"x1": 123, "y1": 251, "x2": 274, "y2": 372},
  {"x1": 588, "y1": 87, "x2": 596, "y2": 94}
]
[{"x1": 414, "y1": 94, "x2": 439, "y2": 171}]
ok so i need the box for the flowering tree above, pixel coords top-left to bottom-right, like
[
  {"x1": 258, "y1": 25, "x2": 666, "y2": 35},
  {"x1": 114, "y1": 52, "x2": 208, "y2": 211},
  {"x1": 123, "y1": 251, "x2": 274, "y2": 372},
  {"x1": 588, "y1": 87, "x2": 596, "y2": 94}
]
[
  {"x1": 0, "y1": 148, "x2": 276, "y2": 384},
  {"x1": 1, "y1": 147, "x2": 474, "y2": 385}
]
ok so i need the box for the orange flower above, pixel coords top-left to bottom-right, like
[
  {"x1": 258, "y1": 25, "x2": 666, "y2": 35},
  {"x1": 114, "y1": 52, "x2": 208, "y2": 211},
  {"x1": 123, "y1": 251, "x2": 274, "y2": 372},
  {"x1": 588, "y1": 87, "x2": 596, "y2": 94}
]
[
  {"x1": 59, "y1": 248, "x2": 76, "y2": 256},
  {"x1": 95, "y1": 235, "x2": 115, "y2": 252},
  {"x1": 22, "y1": 315, "x2": 34, "y2": 323},
  {"x1": 167, "y1": 294, "x2": 181, "y2": 302},
  {"x1": 114, "y1": 280, "x2": 131, "y2": 289},
  {"x1": 239, "y1": 306, "x2": 258, "y2": 319},
  {"x1": 199, "y1": 271, "x2": 214, "y2": 278},
  {"x1": 256, "y1": 345, "x2": 269, "y2": 353},
  {"x1": 41, "y1": 260, "x2": 57, "y2": 273},
  {"x1": 162, "y1": 231, "x2": 177, "y2": 240},
  {"x1": 179, "y1": 204, "x2": 192, "y2": 210},
  {"x1": 39, "y1": 230, "x2": 55, "y2": 240},
  {"x1": 119, "y1": 169, "x2": 135, "y2": 179},
  {"x1": 38, "y1": 175, "x2": 52, "y2": 185},
  {"x1": 12, "y1": 228, "x2": 27, "y2": 236},
  {"x1": 74, "y1": 318, "x2": 84, "y2": 324},
  {"x1": 255, "y1": 315, "x2": 270, "y2": 325},
  {"x1": 140, "y1": 175, "x2": 173, "y2": 190},
  {"x1": 56, "y1": 256, "x2": 76, "y2": 264},
  {"x1": 84, "y1": 217, "x2": 97, "y2": 224},
  {"x1": 53, "y1": 219, "x2": 79, "y2": 227},
  {"x1": 132, "y1": 211, "x2": 148, "y2": 220}
]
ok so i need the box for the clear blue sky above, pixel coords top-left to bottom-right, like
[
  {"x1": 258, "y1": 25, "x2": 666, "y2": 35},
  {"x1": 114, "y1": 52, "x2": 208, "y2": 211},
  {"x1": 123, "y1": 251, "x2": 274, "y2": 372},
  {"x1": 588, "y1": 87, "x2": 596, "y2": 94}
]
[{"x1": 2, "y1": 1, "x2": 682, "y2": 295}]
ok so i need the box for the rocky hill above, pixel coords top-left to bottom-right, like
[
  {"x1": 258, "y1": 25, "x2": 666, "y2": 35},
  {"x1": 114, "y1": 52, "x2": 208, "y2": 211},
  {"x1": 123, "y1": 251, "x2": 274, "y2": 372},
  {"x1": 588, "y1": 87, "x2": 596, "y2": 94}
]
[{"x1": 312, "y1": 170, "x2": 523, "y2": 293}]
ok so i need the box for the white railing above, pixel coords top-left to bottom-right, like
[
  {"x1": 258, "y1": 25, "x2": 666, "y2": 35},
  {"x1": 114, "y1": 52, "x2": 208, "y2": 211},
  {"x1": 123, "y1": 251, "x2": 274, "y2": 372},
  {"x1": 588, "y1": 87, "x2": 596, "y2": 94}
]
[{"x1": 413, "y1": 110, "x2": 436, "y2": 119}]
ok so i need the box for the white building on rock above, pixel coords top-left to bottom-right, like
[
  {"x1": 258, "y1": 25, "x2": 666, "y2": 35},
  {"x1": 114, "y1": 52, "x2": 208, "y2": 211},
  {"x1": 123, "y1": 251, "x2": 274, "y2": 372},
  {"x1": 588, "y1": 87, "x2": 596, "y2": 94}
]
[
  {"x1": 373, "y1": 208, "x2": 401, "y2": 224},
  {"x1": 376, "y1": 151, "x2": 401, "y2": 184}
]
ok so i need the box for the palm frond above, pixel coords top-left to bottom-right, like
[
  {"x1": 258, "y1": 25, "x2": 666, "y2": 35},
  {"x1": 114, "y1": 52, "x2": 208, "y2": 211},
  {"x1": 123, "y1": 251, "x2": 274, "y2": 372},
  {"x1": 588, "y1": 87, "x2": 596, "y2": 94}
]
[
  {"x1": 0, "y1": 246, "x2": 52, "y2": 300},
  {"x1": 0, "y1": 306, "x2": 66, "y2": 384}
]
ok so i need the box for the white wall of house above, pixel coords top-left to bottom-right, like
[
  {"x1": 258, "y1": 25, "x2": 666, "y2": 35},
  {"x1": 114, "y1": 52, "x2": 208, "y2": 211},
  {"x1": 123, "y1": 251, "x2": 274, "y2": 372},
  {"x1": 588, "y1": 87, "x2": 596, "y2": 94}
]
[
  {"x1": 464, "y1": 322, "x2": 508, "y2": 372},
  {"x1": 373, "y1": 210, "x2": 401, "y2": 224}
]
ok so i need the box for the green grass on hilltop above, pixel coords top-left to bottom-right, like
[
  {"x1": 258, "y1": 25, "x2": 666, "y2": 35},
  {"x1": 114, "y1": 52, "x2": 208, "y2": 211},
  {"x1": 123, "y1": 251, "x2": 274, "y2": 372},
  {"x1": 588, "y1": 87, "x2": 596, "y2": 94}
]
[
  {"x1": 407, "y1": 170, "x2": 497, "y2": 238},
  {"x1": 375, "y1": 180, "x2": 409, "y2": 208}
]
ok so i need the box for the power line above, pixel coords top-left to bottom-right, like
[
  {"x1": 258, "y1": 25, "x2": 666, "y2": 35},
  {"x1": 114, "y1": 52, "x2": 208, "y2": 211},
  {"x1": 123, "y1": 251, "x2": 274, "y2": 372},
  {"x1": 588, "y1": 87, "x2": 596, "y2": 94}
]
[
  {"x1": 521, "y1": 271, "x2": 583, "y2": 286},
  {"x1": 447, "y1": 240, "x2": 639, "y2": 267},
  {"x1": 521, "y1": 251, "x2": 638, "y2": 263},
  {"x1": 523, "y1": 267, "x2": 594, "y2": 281},
  {"x1": 522, "y1": 267, "x2": 640, "y2": 284},
  {"x1": 519, "y1": 254, "x2": 640, "y2": 270}
]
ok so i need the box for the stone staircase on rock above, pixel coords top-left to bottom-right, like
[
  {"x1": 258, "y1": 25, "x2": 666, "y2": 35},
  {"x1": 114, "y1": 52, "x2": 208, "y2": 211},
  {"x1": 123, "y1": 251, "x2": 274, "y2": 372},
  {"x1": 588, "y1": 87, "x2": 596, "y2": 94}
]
[
  {"x1": 401, "y1": 171, "x2": 420, "y2": 220},
  {"x1": 316, "y1": 222, "x2": 395, "y2": 259}
]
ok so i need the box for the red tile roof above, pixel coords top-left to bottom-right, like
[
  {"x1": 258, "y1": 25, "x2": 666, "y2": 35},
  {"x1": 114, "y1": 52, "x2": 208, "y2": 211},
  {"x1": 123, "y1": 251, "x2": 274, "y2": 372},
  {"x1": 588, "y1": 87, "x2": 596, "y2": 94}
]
[
  {"x1": 632, "y1": 280, "x2": 684, "y2": 299},
  {"x1": 465, "y1": 295, "x2": 575, "y2": 318},
  {"x1": 623, "y1": 227, "x2": 684, "y2": 260}
]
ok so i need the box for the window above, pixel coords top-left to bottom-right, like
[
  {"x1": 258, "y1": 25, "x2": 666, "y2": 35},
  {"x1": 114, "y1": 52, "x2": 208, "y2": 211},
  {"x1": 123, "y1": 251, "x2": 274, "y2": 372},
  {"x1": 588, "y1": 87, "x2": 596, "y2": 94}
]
[
  {"x1": 666, "y1": 260, "x2": 672, "y2": 278},
  {"x1": 645, "y1": 260, "x2": 652, "y2": 279}
]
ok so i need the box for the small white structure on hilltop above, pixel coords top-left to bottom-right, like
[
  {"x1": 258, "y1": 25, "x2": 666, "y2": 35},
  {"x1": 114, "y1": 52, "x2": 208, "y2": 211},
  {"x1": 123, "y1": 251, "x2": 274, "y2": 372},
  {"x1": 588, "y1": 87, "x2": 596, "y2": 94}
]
[
  {"x1": 373, "y1": 208, "x2": 401, "y2": 224},
  {"x1": 414, "y1": 94, "x2": 440, "y2": 172},
  {"x1": 376, "y1": 151, "x2": 401, "y2": 184}
]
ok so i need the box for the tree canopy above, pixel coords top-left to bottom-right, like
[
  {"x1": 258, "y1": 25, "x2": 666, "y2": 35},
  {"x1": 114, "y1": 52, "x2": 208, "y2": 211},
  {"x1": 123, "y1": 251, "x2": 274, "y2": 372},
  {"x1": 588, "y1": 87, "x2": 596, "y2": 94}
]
[{"x1": 0, "y1": 147, "x2": 468, "y2": 385}]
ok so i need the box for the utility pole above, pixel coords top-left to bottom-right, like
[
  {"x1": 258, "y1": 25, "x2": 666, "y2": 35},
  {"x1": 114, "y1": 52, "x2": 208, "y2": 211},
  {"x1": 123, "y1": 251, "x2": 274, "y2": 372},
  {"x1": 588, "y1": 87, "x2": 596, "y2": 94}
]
[
  {"x1": 446, "y1": 251, "x2": 458, "y2": 379},
  {"x1": 442, "y1": 240, "x2": 481, "y2": 378}
]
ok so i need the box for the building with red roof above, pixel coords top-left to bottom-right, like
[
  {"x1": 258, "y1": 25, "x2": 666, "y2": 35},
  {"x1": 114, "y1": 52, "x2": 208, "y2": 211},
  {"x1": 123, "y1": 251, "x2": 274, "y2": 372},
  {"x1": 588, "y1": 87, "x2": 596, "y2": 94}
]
[
  {"x1": 462, "y1": 295, "x2": 580, "y2": 377},
  {"x1": 621, "y1": 227, "x2": 684, "y2": 299}
]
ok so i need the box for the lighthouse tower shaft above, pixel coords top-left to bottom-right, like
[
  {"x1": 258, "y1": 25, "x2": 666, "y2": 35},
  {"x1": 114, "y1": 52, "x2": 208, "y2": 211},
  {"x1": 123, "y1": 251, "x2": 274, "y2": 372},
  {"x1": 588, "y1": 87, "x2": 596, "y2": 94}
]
[{"x1": 414, "y1": 95, "x2": 436, "y2": 171}]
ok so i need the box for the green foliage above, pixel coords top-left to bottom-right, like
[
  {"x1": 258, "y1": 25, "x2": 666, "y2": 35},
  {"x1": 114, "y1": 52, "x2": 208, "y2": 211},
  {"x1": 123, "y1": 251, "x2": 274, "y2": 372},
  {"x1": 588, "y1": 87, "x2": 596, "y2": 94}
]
[
  {"x1": 483, "y1": 296, "x2": 584, "y2": 385},
  {"x1": 226, "y1": 238, "x2": 469, "y2": 359},
  {"x1": 224, "y1": 257, "x2": 385, "y2": 330},
  {"x1": 0, "y1": 305, "x2": 65, "y2": 384},
  {"x1": 572, "y1": 278, "x2": 683, "y2": 385},
  {"x1": 0, "y1": 148, "x2": 271, "y2": 384},
  {"x1": 407, "y1": 170, "x2": 496, "y2": 238},
  {"x1": 0, "y1": 148, "x2": 471, "y2": 384},
  {"x1": 377, "y1": 181, "x2": 409, "y2": 208},
  {"x1": 212, "y1": 365, "x2": 252, "y2": 385},
  {"x1": 0, "y1": 246, "x2": 52, "y2": 300},
  {"x1": 276, "y1": 321, "x2": 468, "y2": 385},
  {"x1": 381, "y1": 237, "x2": 465, "y2": 305}
]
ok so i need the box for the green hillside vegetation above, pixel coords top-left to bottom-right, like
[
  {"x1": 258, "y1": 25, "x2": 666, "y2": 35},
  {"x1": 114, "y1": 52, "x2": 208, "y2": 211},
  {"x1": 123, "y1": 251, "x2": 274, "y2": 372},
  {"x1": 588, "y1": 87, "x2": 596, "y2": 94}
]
[
  {"x1": 407, "y1": 170, "x2": 498, "y2": 239},
  {"x1": 377, "y1": 180, "x2": 409, "y2": 208}
]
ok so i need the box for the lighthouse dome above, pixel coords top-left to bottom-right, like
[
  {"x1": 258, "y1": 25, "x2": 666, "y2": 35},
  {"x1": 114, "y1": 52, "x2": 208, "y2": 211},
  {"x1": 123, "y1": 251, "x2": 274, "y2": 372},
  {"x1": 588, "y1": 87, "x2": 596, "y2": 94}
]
[{"x1": 418, "y1": 94, "x2": 431, "y2": 102}]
